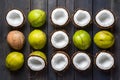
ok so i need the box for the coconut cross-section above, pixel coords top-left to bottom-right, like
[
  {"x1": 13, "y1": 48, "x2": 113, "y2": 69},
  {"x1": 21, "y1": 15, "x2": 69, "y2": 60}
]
[
  {"x1": 51, "y1": 30, "x2": 69, "y2": 49},
  {"x1": 72, "y1": 52, "x2": 91, "y2": 71},
  {"x1": 95, "y1": 9, "x2": 115, "y2": 29},
  {"x1": 6, "y1": 9, "x2": 25, "y2": 28},
  {"x1": 73, "y1": 10, "x2": 91, "y2": 28},
  {"x1": 27, "y1": 51, "x2": 47, "y2": 71},
  {"x1": 95, "y1": 51, "x2": 114, "y2": 70},
  {"x1": 51, "y1": 51, "x2": 70, "y2": 72},
  {"x1": 51, "y1": 8, "x2": 69, "y2": 27}
]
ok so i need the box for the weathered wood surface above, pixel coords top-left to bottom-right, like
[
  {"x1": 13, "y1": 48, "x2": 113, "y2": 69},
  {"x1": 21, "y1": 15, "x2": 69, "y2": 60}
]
[{"x1": 0, "y1": 0, "x2": 120, "y2": 80}]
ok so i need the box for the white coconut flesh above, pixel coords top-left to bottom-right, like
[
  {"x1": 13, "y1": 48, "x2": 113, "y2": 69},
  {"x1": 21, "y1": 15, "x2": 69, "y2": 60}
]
[
  {"x1": 51, "y1": 8, "x2": 69, "y2": 26},
  {"x1": 6, "y1": 9, "x2": 24, "y2": 27},
  {"x1": 95, "y1": 10, "x2": 114, "y2": 27},
  {"x1": 51, "y1": 31, "x2": 69, "y2": 49},
  {"x1": 51, "y1": 53, "x2": 69, "y2": 71},
  {"x1": 73, "y1": 10, "x2": 91, "y2": 27},
  {"x1": 96, "y1": 52, "x2": 114, "y2": 70},
  {"x1": 27, "y1": 56, "x2": 45, "y2": 71},
  {"x1": 73, "y1": 52, "x2": 91, "y2": 70}
]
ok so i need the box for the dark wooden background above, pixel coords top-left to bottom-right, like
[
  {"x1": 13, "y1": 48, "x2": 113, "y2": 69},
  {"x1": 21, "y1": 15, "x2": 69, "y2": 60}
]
[{"x1": 0, "y1": 0, "x2": 120, "y2": 80}]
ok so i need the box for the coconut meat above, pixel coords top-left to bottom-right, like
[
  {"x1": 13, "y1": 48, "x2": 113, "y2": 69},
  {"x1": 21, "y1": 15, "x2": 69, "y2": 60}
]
[
  {"x1": 73, "y1": 10, "x2": 91, "y2": 27},
  {"x1": 51, "y1": 53, "x2": 68, "y2": 71},
  {"x1": 51, "y1": 8, "x2": 69, "y2": 26},
  {"x1": 6, "y1": 9, "x2": 24, "y2": 27},
  {"x1": 96, "y1": 52, "x2": 114, "y2": 70},
  {"x1": 27, "y1": 56, "x2": 45, "y2": 71},
  {"x1": 51, "y1": 31, "x2": 69, "y2": 49},
  {"x1": 95, "y1": 10, "x2": 114, "y2": 27},
  {"x1": 73, "y1": 52, "x2": 91, "y2": 70}
]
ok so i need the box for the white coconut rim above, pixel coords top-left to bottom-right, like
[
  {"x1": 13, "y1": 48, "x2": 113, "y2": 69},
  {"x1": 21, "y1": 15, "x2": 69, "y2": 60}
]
[
  {"x1": 96, "y1": 52, "x2": 114, "y2": 70},
  {"x1": 73, "y1": 10, "x2": 91, "y2": 27},
  {"x1": 6, "y1": 9, "x2": 24, "y2": 27},
  {"x1": 72, "y1": 52, "x2": 91, "y2": 70},
  {"x1": 51, "y1": 8, "x2": 69, "y2": 26},
  {"x1": 51, "y1": 53, "x2": 69, "y2": 71},
  {"x1": 27, "y1": 56, "x2": 45, "y2": 71},
  {"x1": 95, "y1": 10, "x2": 115, "y2": 27},
  {"x1": 51, "y1": 31, "x2": 69, "y2": 49}
]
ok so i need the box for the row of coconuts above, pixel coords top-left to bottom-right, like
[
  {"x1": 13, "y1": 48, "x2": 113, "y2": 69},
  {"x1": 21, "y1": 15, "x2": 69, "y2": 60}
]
[{"x1": 5, "y1": 8, "x2": 115, "y2": 72}]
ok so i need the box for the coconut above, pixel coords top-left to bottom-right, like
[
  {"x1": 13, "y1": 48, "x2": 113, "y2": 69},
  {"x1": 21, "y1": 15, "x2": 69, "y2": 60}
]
[
  {"x1": 51, "y1": 8, "x2": 69, "y2": 27},
  {"x1": 73, "y1": 10, "x2": 91, "y2": 28},
  {"x1": 27, "y1": 51, "x2": 47, "y2": 71},
  {"x1": 95, "y1": 51, "x2": 114, "y2": 70},
  {"x1": 51, "y1": 30, "x2": 69, "y2": 49},
  {"x1": 6, "y1": 9, "x2": 25, "y2": 28},
  {"x1": 72, "y1": 51, "x2": 91, "y2": 71},
  {"x1": 7, "y1": 30, "x2": 25, "y2": 50},
  {"x1": 51, "y1": 51, "x2": 70, "y2": 72},
  {"x1": 95, "y1": 9, "x2": 115, "y2": 29}
]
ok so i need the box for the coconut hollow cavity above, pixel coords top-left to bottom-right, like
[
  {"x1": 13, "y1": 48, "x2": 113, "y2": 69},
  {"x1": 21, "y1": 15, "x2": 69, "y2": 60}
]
[
  {"x1": 51, "y1": 30, "x2": 69, "y2": 49},
  {"x1": 72, "y1": 52, "x2": 91, "y2": 71},
  {"x1": 51, "y1": 8, "x2": 69, "y2": 27},
  {"x1": 27, "y1": 51, "x2": 47, "y2": 71},
  {"x1": 95, "y1": 9, "x2": 115, "y2": 29},
  {"x1": 51, "y1": 51, "x2": 70, "y2": 72},
  {"x1": 95, "y1": 51, "x2": 114, "y2": 70},
  {"x1": 73, "y1": 10, "x2": 91, "y2": 28},
  {"x1": 6, "y1": 9, "x2": 25, "y2": 28}
]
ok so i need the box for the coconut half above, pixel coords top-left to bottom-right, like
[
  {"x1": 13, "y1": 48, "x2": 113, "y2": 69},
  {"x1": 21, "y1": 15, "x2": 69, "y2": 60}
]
[
  {"x1": 27, "y1": 51, "x2": 47, "y2": 71},
  {"x1": 95, "y1": 51, "x2": 114, "y2": 70},
  {"x1": 95, "y1": 9, "x2": 115, "y2": 28},
  {"x1": 72, "y1": 52, "x2": 91, "y2": 71},
  {"x1": 6, "y1": 9, "x2": 25, "y2": 28},
  {"x1": 51, "y1": 51, "x2": 70, "y2": 72},
  {"x1": 51, "y1": 30, "x2": 69, "y2": 49},
  {"x1": 73, "y1": 10, "x2": 91, "y2": 27},
  {"x1": 51, "y1": 8, "x2": 69, "y2": 26}
]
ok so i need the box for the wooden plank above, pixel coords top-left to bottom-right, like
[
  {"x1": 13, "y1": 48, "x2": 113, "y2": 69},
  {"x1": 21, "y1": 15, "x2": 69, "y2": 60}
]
[
  {"x1": 92, "y1": 0, "x2": 114, "y2": 80},
  {"x1": 74, "y1": 0, "x2": 93, "y2": 80}
]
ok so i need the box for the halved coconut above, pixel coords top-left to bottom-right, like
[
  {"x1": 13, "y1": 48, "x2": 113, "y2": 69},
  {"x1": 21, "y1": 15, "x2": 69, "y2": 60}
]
[
  {"x1": 27, "y1": 51, "x2": 47, "y2": 71},
  {"x1": 51, "y1": 30, "x2": 69, "y2": 49},
  {"x1": 51, "y1": 51, "x2": 70, "y2": 72},
  {"x1": 51, "y1": 8, "x2": 69, "y2": 27},
  {"x1": 95, "y1": 9, "x2": 115, "y2": 29},
  {"x1": 73, "y1": 10, "x2": 91, "y2": 28},
  {"x1": 6, "y1": 9, "x2": 25, "y2": 28},
  {"x1": 72, "y1": 52, "x2": 91, "y2": 71},
  {"x1": 95, "y1": 51, "x2": 114, "y2": 70}
]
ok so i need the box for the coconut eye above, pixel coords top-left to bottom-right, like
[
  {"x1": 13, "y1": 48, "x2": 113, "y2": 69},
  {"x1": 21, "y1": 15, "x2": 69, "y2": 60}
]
[
  {"x1": 95, "y1": 9, "x2": 115, "y2": 28},
  {"x1": 51, "y1": 31, "x2": 69, "y2": 49},
  {"x1": 51, "y1": 8, "x2": 69, "y2": 26},
  {"x1": 6, "y1": 9, "x2": 25, "y2": 28},
  {"x1": 51, "y1": 51, "x2": 70, "y2": 72},
  {"x1": 73, "y1": 10, "x2": 91, "y2": 27},
  {"x1": 72, "y1": 52, "x2": 91, "y2": 71},
  {"x1": 96, "y1": 51, "x2": 114, "y2": 70}
]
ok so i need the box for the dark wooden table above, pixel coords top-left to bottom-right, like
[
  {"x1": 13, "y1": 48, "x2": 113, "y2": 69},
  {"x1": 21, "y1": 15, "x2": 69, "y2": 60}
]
[{"x1": 0, "y1": 0, "x2": 120, "y2": 80}]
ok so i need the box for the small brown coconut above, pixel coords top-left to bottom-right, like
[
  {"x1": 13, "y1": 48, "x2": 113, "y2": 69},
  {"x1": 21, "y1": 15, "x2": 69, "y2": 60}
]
[
  {"x1": 95, "y1": 50, "x2": 114, "y2": 70},
  {"x1": 7, "y1": 30, "x2": 25, "y2": 50},
  {"x1": 50, "y1": 7, "x2": 70, "y2": 27},
  {"x1": 51, "y1": 51, "x2": 70, "y2": 72},
  {"x1": 72, "y1": 51, "x2": 91, "y2": 71},
  {"x1": 95, "y1": 9, "x2": 115, "y2": 29}
]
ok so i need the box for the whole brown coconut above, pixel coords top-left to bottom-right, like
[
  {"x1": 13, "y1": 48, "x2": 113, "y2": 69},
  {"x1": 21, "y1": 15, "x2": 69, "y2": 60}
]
[{"x1": 7, "y1": 30, "x2": 25, "y2": 50}]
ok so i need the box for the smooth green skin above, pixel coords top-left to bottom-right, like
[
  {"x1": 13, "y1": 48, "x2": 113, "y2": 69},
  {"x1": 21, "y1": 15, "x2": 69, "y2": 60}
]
[
  {"x1": 28, "y1": 29, "x2": 47, "y2": 49},
  {"x1": 94, "y1": 30, "x2": 115, "y2": 49},
  {"x1": 73, "y1": 30, "x2": 91, "y2": 50},
  {"x1": 30, "y1": 51, "x2": 47, "y2": 61},
  {"x1": 5, "y1": 52, "x2": 24, "y2": 71},
  {"x1": 28, "y1": 9, "x2": 46, "y2": 28}
]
